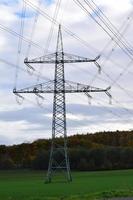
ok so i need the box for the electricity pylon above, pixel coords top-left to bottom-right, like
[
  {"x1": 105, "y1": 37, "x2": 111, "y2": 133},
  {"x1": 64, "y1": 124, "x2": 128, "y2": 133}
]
[{"x1": 13, "y1": 25, "x2": 111, "y2": 183}]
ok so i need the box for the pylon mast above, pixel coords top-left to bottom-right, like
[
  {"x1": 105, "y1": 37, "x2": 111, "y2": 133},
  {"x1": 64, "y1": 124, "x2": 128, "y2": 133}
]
[
  {"x1": 13, "y1": 25, "x2": 111, "y2": 183},
  {"x1": 47, "y1": 25, "x2": 71, "y2": 182}
]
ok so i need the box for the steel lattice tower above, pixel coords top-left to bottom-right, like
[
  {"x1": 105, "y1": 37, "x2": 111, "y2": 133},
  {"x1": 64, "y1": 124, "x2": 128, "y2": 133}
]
[
  {"x1": 13, "y1": 25, "x2": 111, "y2": 183},
  {"x1": 47, "y1": 25, "x2": 72, "y2": 182}
]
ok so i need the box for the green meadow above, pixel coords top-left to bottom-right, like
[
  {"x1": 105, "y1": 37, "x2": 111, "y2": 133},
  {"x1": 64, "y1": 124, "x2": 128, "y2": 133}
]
[{"x1": 0, "y1": 169, "x2": 133, "y2": 200}]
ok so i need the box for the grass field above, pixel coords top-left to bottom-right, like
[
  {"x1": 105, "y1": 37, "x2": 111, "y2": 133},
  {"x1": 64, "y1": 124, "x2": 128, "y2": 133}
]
[{"x1": 0, "y1": 169, "x2": 133, "y2": 200}]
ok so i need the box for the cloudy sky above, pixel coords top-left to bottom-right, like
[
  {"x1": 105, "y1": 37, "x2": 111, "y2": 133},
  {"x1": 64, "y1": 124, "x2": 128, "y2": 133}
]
[{"x1": 0, "y1": 0, "x2": 133, "y2": 145}]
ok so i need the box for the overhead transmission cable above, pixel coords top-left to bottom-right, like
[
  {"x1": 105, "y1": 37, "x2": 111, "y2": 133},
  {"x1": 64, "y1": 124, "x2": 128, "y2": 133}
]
[
  {"x1": 72, "y1": 92, "x2": 132, "y2": 133},
  {"x1": 1, "y1": 19, "x2": 132, "y2": 97},
  {"x1": 26, "y1": 0, "x2": 43, "y2": 58},
  {"x1": 22, "y1": 0, "x2": 133, "y2": 114},
  {"x1": 84, "y1": 0, "x2": 133, "y2": 95},
  {"x1": 68, "y1": 9, "x2": 133, "y2": 97},
  {"x1": 0, "y1": 58, "x2": 50, "y2": 82},
  {"x1": 44, "y1": 0, "x2": 62, "y2": 54},
  {"x1": 22, "y1": 0, "x2": 133, "y2": 87},
  {"x1": 87, "y1": 13, "x2": 133, "y2": 98},
  {"x1": 22, "y1": 0, "x2": 133, "y2": 126},
  {"x1": 22, "y1": 0, "x2": 99, "y2": 55},
  {"x1": 36, "y1": 0, "x2": 62, "y2": 84},
  {"x1": 73, "y1": 0, "x2": 133, "y2": 60},
  {"x1": 0, "y1": 23, "x2": 45, "y2": 52},
  {"x1": 59, "y1": 0, "x2": 69, "y2": 24},
  {"x1": 99, "y1": 9, "x2": 133, "y2": 61},
  {"x1": 87, "y1": 0, "x2": 133, "y2": 51},
  {"x1": 1, "y1": 0, "x2": 131, "y2": 115},
  {"x1": 70, "y1": 1, "x2": 133, "y2": 100},
  {"x1": 1, "y1": 57, "x2": 131, "y2": 132},
  {"x1": 0, "y1": 0, "x2": 130, "y2": 126},
  {"x1": 14, "y1": 1, "x2": 26, "y2": 89},
  {"x1": 22, "y1": 0, "x2": 133, "y2": 64},
  {"x1": 0, "y1": 59, "x2": 132, "y2": 132}
]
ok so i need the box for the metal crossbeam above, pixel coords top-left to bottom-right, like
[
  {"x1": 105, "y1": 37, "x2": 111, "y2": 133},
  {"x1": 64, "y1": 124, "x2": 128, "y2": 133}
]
[
  {"x1": 13, "y1": 81, "x2": 110, "y2": 93},
  {"x1": 13, "y1": 25, "x2": 111, "y2": 183},
  {"x1": 24, "y1": 53, "x2": 100, "y2": 64}
]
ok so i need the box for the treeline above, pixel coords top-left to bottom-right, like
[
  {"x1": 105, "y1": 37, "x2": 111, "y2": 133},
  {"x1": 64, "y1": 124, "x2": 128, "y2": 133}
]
[{"x1": 0, "y1": 130, "x2": 133, "y2": 170}]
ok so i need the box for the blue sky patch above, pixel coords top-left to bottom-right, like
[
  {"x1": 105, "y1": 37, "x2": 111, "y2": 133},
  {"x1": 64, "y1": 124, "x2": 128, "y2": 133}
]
[
  {"x1": 1, "y1": 0, "x2": 18, "y2": 6},
  {"x1": 42, "y1": 0, "x2": 53, "y2": 5},
  {"x1": 15, "y1": 10, "x2": 35, "y2": 19}
]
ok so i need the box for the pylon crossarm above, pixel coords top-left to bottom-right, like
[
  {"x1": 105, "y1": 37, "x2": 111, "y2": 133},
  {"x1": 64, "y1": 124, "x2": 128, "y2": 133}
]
[
  {"x1": 13, "y1": 81, "x2": 111, "y2": 94},
  {"x1": 62, "y1": 53, "x2": 100, "y2": 63},
  {"x1": 13, "y1": 80, "x2": 54, "y2": 93},
  {"x1": 24, "y1": 52, "x2": 100, "y2": 64},
  {"x1": 24, "y1": 53, "x2": 56, "y2": 64},
  {"x1": 13, "y1": 82, "x2": 110, "y2": 94},
  {"x1": 65, "y1": 80, "x2": 110, "y2": 93}
]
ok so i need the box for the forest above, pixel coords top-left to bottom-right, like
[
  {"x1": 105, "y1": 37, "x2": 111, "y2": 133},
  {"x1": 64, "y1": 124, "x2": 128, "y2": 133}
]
[{"x1": 0, "y1": 130, "x2": 133, "y2": 171}]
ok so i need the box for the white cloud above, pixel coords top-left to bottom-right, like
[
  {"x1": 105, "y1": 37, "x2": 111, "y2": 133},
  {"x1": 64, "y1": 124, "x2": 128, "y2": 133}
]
[
  {"x1": 0, "y1": 0, "x2": 133, "y2": 144},
  {"x1": 0, "y1": 5, "x2": 16, "y2": 22},
  {"x1": 67, "y1": 113, "x2": 93, "y2": 121},
  {"x1": 97, "y1": 0, "x2": 132, "y2": 14}
]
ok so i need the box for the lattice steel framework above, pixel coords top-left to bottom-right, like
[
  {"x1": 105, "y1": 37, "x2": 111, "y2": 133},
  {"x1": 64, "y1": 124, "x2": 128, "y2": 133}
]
[
  {"x1": 47, "y1": 25, "x2": 71, "y2": 183},
  {"x1": 13, "y1": 25, "x2": 111, "y2": 183}
]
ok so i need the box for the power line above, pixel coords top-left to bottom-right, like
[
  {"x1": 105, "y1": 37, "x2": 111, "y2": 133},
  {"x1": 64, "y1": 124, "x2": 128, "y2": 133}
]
[
  {"x1": 26, "y1": 0, "x2": 43, "y2": 58},
  {"x1": 0, "y1": 58, "x2": 50, "y2": 82},
  {"x1": 21, "y1": 0, "x2": 133, "y2": 71},
  {"x1": 37, "y1": 0, "x2": 62, "y2": 84},
  {"x1": 22, "y1": 0, "x2": 133, "y2": 98},
  {"x1": 0, "y1": 24, "x2": 45, "y2": 52},
  {"x1": 86, "y1": 2, "x2": 133, "y2": 98},
  {"x1": 1, "y1": 0, "x2": 132, "y2": 120},
  {"x1": 99, "y1": 10, "x2": 133, "y2": 57},
  {"x1": 75, "y1": 0, "x2": 133, "y2": 59},
  {"x1": 4, "y1": 55, "x2": 132, "y2": 118},
  {"x1": 1, "y1": 61, "x2": 131, "y2": 133},
  {"x1": 0, "y1": 8, "x2": 129, "y2": 90},
  {"x1": 22, "y1": 0, "x2": 98, "y2": 55},
  {"x1": 71, "y1": 92, "x2": 132, "y2": 133},
  {"x1": 86, "y1": 0, "x2": 133, "y2": 51},
  {"x1": 62, "y1": 1, "x2": 133, "y2": 102},
  {"x1": 15, "y1": 1, "x2": 26, "y2": 89},
  {"x1": 44, "y1": 0, "x2": 62, "y2": 54}
]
